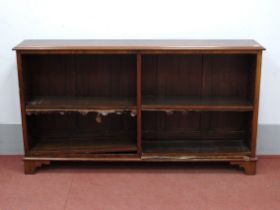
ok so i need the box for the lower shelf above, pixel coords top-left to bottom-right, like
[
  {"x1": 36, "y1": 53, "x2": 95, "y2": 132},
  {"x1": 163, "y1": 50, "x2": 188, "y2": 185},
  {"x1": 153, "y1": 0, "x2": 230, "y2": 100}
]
[
  {"x1": 29, "y1": 138, "x2": 137, "y2": 156},
  {"x1": 143, "y1": 139, "x2": 250, "y2": 155}
]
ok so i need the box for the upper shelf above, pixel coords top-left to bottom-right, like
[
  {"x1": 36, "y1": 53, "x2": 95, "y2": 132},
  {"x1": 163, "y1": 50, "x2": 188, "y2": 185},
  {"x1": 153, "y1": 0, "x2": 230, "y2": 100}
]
[
  {"x1": 26, "y1": 96, "x2": 253, "y2": 113},
  {"x1": 13, "y1": 39, "x2": 265, "y2": 51},
  {"x1": 26, "y1": 96, "x2": 136, "y2": 114},
  {"x1": 142, "y1": 96, "x2": 253, "y2": 111}
]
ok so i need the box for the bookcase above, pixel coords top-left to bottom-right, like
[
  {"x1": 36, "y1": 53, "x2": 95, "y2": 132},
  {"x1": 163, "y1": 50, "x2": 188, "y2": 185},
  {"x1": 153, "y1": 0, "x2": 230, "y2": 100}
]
[{"x1": 14, "y1": 40, "x2": 264, "y2": 174}]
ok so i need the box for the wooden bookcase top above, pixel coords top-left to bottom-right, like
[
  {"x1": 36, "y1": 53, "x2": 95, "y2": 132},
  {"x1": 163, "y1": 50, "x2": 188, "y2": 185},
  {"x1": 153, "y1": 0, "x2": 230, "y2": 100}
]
[{"x1": 13, "y1": 39, "x2": 265, "y2": 51}]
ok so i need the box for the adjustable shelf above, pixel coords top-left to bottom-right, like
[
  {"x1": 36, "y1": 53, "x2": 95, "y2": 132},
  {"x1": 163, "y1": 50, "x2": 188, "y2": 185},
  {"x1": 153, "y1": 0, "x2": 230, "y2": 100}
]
[
  {"x1": 29, "y1": 137, "x2": 137, "y2": 156},
  {"x1": 142, "y1": 96, "x2": 253, "y2": 111},
  {"x1": 26, "y1": 96, "x2": 136, "y2": 114},
  {"x1": 14, "y1": 39, "x2": 264, "y2": 174},
  {"x1": 142, "y1": 139, "x2": 251, "y2": 155}
]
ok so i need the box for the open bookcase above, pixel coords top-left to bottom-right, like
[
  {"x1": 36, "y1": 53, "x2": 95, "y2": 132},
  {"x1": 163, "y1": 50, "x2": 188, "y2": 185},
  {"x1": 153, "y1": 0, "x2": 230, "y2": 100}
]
[{"x1": 14, "y1": 40, "x2": 264, "y2": 174}]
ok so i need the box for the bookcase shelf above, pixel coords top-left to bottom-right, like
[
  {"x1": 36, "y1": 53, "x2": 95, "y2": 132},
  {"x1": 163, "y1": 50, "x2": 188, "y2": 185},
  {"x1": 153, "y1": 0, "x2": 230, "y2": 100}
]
[
  {"x1": 142, "y1": 96, "x2": 253, "y2": 111},
  {"x1": 14, "y1": 39, "x2": 264, "y2": 174},
  {"x1": 29, "y1": 138, "x2": 137, "y2": 156},
  {"x1": 142, "y1": 139, "x2": 250, "y2": 155},
  {"x1": 26, "y1": 96, "x2": 136, "y2": 114}
]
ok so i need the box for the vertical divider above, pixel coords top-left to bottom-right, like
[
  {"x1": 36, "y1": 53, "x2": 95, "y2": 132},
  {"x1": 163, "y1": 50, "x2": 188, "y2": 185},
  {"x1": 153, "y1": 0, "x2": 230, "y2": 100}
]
[{"x1": 137, "y1": 53, "x2": 142, "y2": 156}]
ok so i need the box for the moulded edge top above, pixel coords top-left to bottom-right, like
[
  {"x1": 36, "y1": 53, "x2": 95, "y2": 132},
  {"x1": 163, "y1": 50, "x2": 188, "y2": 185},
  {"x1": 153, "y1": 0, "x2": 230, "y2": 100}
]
[{"x1": 13, "y1": 39, "x2": 265, "y2": 51}]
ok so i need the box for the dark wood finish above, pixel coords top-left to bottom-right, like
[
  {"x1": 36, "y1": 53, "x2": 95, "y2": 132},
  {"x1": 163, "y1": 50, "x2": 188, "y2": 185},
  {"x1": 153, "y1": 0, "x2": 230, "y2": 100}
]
[
  {"x1": 142, "y1": 96, "x2": 253, "y2": 111},
  {"x1": 29, "y1": 138, "x2": 137, "y2": 156},
  {"x1": 16, "y1": 52, "x2": 30, "y2": 153},
  {"x1": 142, "y1": 54, "x2": 255, "y2": 99},
  {"x1": 251, "y1": 52, "x2": 263, "y2": 156},
  {"x1": 14, "y1": 39, "x2": 264, "y2": 174},
  {"x1": 27, "y1": 112, "x2": 137, "y2": 157},
  {"x1": 21, "y1": 54, "x2": 136, "y2": 99},
  {"x1": 137, "y1": 54, "x2": 142, "y2": 155},
  {"x1": 142, "y1": 111, "x2": 252, "y2": 155},
  {"x1": 143, "y1": 139, "x2": 250, "y2": 154},
  {"x1": 24, "y1": 160, "x2": 50, "y2": 174},
  {"x1": 26, "y1": 96, "x2": 136, "y2": 113},
  {"x1": 13, "y1": 39, "x2": 264, "y2": 51},
  {"x1": 230, "y1": 160, "x2": 257, "y2": 175}
]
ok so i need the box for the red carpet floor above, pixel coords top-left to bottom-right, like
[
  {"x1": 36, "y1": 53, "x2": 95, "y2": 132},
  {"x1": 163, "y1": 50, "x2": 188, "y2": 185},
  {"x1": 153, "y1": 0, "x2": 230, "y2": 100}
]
[{"x1": 0, "y1": 156, "x2": 280, "y2": 210}]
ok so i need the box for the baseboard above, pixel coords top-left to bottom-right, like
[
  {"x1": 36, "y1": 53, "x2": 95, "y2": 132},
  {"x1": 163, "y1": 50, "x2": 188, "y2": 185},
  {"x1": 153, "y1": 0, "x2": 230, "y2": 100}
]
[
  {"x1": 256, "y1": 124, "x2": 280, "y2": 155},
  {"x1": 0, "y1": 124, "x2": 279, "y2": 155},
  {"x1": 0, "y1": 124, "x2": 23, "y2": 155}
]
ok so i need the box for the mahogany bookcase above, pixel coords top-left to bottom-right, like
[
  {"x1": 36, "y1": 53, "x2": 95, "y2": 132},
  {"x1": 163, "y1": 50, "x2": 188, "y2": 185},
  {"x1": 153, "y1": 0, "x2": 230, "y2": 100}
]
[{"x1": 13, "y1": 40, "x2": 264, "y2": 174}]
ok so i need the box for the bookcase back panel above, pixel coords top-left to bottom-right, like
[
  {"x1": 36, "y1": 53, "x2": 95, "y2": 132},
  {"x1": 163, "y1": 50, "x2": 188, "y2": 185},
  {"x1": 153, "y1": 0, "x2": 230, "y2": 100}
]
[
  {"x1": 142, "y1": 111, "x2": 251, "y2": 154},
  {"x1": 142, "y1": 54, "x2": 256, "y2": 100},
  {"x1": 75, "y1": 55, "x2": 136, "y2": 97},
  {"x1": 22, "y1": 55, "x2": 76, "y2": 98},
  {"x1": 142, "y1": 55, "x2": 203, "y2": 96},
  {"x1": 204, "y1": 55, "x2": 256, "y2": 99},
  {"x1": 142, "y1": 111, "x2": 251, "y2": 139},
  {"x1": 22, "y1": 54, "x2": 137, "y2": 99},
  {"x1": 27, "y1": 113, "x2": 137, "y2": 155}
]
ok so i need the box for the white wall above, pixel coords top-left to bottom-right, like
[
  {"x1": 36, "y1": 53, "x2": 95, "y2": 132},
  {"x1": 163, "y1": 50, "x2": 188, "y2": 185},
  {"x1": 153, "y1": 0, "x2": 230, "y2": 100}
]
[{"x1": 0, "y1": 0, "x2": 279, "y2": 124}]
